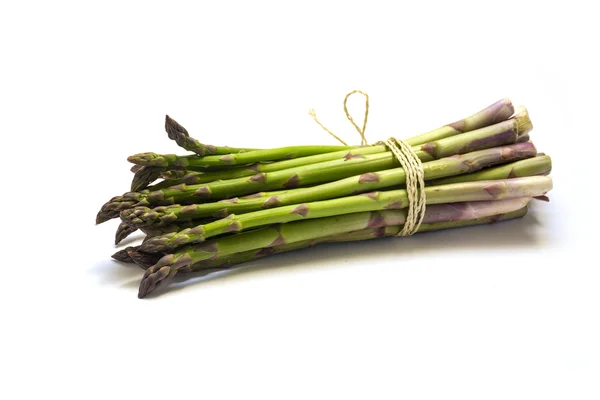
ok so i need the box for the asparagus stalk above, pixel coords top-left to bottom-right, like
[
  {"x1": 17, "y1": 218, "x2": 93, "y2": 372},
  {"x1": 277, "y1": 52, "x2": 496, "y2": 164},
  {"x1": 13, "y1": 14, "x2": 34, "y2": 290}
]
[
  {"x1": 120, "y1": 142, "x2": 537, "y2": 228},
  {"x1": 414, "y1": 206, "x2": 527, "y2": 232},
  {"x1": 128, "y1": 144, "x2": 355, "y2": 168},
  {"x1": 139, "y1": 176, "x2": 551, "y2": 252},
  {"x1": 138, "y1": 197, "x2": 533, "y2": 297},
  {"x1": 325, "y1": 207, "x2": 529, "y2": 240},
  {"x1": 158, "y1": 169, "x2": 305, "y2": 184},
  {"x1": 429, "y1": 155, "x2": 552, "y2": 185},
  {"x1": 164, "y1": 115, "x2": 261, "y2": 156},
  {"x1": 404, "y1": 98, "x2": 515, "y2": 145}
]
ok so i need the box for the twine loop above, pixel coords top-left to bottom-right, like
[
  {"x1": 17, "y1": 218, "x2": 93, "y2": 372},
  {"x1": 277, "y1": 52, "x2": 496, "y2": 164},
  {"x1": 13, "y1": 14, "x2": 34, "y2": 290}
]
[{"x1": 309, "y1": 91, "x2": 426, "y2": 236}]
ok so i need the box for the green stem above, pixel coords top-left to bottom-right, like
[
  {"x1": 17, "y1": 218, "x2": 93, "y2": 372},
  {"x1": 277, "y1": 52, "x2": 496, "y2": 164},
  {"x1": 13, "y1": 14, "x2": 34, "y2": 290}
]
[
  {"x1": 128, "y1": 145, "x2": 354, "y2": 168},
  {"x1": 428, "y1": 155, "x2": 551, "y2": 185},
  {"x1": 404, "y1": 98, "x2": 515, "y2": 145}
]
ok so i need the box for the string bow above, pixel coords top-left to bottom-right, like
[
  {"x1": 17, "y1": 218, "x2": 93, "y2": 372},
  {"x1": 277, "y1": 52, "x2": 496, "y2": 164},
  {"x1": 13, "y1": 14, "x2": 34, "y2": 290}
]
[{"x1": 309, "y1": 91, "x2": 426, "y2": 236}]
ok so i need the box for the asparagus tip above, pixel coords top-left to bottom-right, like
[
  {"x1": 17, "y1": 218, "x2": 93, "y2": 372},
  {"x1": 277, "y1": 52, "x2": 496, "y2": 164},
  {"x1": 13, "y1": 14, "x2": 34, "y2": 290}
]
[
  {"x1": 165, "y1": 115, "x2": 189, "y2": 139},
  {"x1": 96, "y1": 212, "x2": 110, "y2": 225},
  {"x1": 127, "y1": 154, "x2": 143, "y2": 164},
  {"x1": 138, "y1": 265, "x2": 172, "y2": 298},
  {"x1": 115, "y1": 222, "x2": 137, "y2": 245},
  {"x1": 97, "y1": 194, "x2": 141, "y2": 224},
  {"x1": 112, "y1": 247, "x2": 135, "y2": 263},
  {"x1": 138, "y1": 234, "x2": 174, "y2": 253},
  {"x1": 127, "y1": 249, "x2": 163, "y2": 270}
]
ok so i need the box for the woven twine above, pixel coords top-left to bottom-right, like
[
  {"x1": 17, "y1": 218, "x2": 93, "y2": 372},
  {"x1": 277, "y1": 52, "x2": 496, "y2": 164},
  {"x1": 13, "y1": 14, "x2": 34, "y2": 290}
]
[{"x1": 309, "y1": 90, "x2": 426, "y2": 236}]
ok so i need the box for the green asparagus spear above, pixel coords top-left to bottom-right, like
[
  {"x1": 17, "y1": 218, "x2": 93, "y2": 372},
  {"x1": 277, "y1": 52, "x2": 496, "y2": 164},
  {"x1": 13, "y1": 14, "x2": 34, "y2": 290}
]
[
  {"x1": 128, "y1": 144, "x2": 354, "y2": 168},
  {"x1": 403, "y1": 98, "x2": 515, "y2": 145},
  {"x1": 428, "y1": 155, "x2": 551, "y2": 185},
  {"x1": 414, "y1": 206, "x2": 528, "y2": 232}
]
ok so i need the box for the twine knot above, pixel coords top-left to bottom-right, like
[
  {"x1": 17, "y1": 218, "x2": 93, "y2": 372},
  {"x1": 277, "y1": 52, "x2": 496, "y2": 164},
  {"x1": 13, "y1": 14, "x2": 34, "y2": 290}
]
[{"x1": 309, "y1": 90, "x2": 426, "y2": 236}]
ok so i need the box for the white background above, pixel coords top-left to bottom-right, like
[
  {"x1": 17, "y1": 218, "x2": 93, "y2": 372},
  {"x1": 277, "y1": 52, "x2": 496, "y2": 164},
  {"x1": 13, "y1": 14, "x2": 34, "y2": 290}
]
[{"x1": 1, "y1": 1, "x2": 598, "y2": 399}]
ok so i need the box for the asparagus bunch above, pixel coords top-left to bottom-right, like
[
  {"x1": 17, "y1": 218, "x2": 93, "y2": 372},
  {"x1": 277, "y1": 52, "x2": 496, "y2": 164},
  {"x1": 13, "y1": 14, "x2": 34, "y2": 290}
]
[
  {"x1": 97, "y1": 108, "x2": 531, "y2": 223},
  {"x1": 97, "y1": 98, "x2": 553, "y2": 298}
]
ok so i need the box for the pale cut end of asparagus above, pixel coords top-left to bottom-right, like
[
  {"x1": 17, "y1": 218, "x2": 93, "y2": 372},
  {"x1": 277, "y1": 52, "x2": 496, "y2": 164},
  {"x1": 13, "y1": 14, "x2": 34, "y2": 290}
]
[{"x1": 511, "y1": 106, "x2": 533, "y2": 137}]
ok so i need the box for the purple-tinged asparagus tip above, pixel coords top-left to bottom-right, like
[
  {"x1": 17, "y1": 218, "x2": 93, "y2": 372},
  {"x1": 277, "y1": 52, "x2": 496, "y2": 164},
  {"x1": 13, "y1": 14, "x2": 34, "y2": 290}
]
[
  {"x1": 138, "y1": 235, "x2": 173, "y2": 253},
  {"x1": 115, "y1": 222, "x2": 137, "y2": 245},
  {"x1": 138, "y1": 266, "x2": 172, "y2": 298},
  {"x1": 96, "y1": 212, "x2": 111, "y2": 225},
  {"x1": 128, "y1": 249, "x2": 163, "y2": 270},
  {"x1": 112, "y1": 247, "x2": 135, "y2": 263},
  {"x1": 165, "y1": 115, "x2": 189, "y2": 138}
]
